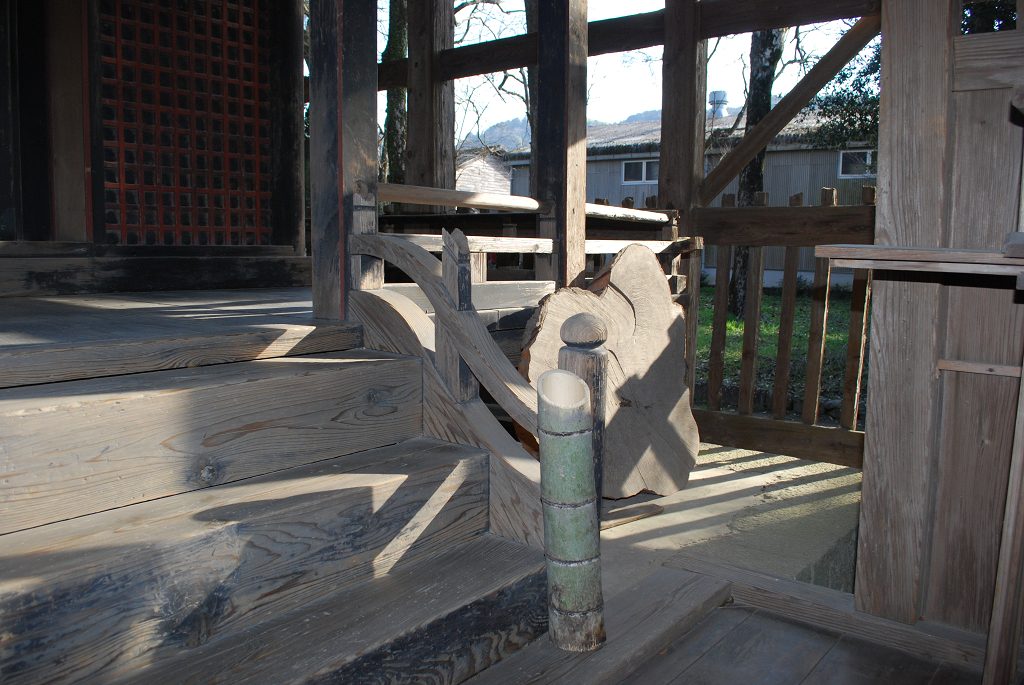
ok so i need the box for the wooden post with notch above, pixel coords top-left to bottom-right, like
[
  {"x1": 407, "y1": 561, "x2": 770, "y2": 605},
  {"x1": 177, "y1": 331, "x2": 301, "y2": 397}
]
[
  {"x1": 772, "y1": 192, "x2": 804, "y2": 419},
  {"x1": 406, "y1": 0, "x2": 455, "y2": 207},
  {"x1": 738, "y1": 192, "x2": 768, "y2": 415},
  {"x1": 535, "y1": 0, "x2": 588, "y2": 288},
  {"x1": 801, "y1": 187, "x2": 836, "y2": 424},
  {"x1": 308, "y1": 0, "x2": 380, "y2": 320},
  {"x1": 660, "y1": 0, "x2": 707, "y2": 397},
  {"x1": 707, "y1": 193, "x2": 734, "y2": 411}
]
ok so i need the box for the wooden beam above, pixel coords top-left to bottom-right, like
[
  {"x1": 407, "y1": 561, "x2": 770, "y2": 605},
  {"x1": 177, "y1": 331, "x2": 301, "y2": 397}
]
[
  {"x1": 817, "y1": 244, "x2": 1024, "y2": 266},
  {"x1": 406, "y1": 0, "x2": 455, "y2": 199},
  {"x1": 693, "y1": 206, "x2": 876, "y2": 246},
  {"x1": 308, "y1": 0, "x2": 380, "y2": 320},
  {"x1": 937, "y1": 360, "x2": 1023, "y2": 378},
  {"x1": 692, "y1": 408, "x2": 864, "y2": 469},
  {"x1": 269, "y1": 0, "x2": 307, "y2": 251},
  {"x1": 0, "y1": 0, "x2": 18, "y2": 241},
  {"x1": 376, "y1": 1, "x2": 881, "y2": 90},
  {"x1": 534, "y1": 0, "x2": 588, "y2": 288},
  {"x1": 697, "y1": 14, "x2": 882, "y2": 207},
  {"x1": 379, "y1": 183, "x2": 547, "y2": 212},
  {"x1": 953, "y1": 31, "x2": 1024, "y2": 92}
]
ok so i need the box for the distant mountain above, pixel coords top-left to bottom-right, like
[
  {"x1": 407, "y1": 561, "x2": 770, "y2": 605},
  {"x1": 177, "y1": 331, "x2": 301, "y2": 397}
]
[
  {"x1": 463, "y1": 117, "x2": 530, "y2": 152},
  {"x1": 620, "y1": 109, "x2": 661, "y2": 124}
]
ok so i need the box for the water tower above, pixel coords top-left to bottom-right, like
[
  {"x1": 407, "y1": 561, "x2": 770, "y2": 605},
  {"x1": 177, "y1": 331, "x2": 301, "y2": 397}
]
[{"x1": 708, "y1": 91, "x2": 728, "y2": 119}]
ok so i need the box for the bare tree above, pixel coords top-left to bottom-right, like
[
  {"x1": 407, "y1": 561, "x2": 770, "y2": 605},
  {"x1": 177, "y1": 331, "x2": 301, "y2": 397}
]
[{"x1": 379, "y1": 0, "x2": 408, "y2": 183}]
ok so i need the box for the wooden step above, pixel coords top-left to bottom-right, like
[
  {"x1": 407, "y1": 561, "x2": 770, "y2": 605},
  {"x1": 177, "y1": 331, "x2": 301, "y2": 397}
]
[
  {"x1": 0, "y1": 437, "x2": 490, "y2": 685},
  {"x1": 106, "y1": 534, "x2": 547, "y2": 685},
  {"x1": 0, "y1": 349, "x2": 421, "y2": 534},
  {"x1": 468, "y1": 566, "x2": 732, "y2": 685},
  {"x1": 0, "y1": 288, "x2": 361, "y2": 389}
]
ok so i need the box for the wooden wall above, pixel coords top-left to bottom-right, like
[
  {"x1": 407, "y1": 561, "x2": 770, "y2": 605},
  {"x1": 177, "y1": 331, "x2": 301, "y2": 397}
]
[{"x1": 856, "y1": 0, "x2": 1024, "y2": 634}]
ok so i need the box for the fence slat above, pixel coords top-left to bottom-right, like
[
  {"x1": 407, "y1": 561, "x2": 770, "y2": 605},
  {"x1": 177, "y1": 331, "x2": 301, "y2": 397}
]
[
  {"x1": 802, "y1": 256, "x2": 832, "y2": 424},
  {"x1": 840, "y1": 268, "x2": 871, "y2": 429},
  {"x1": 707, "y1": 244, "x2": 731, "y2": 411},
  {"x1": 684, "y1": 249, "x2": 703, "y2": 396},
  {"x1": 738, "y1": 245, "x2": 765, "y2": 414},
  {"x1": 773, "y1": 246, "x2": 802, "y2": 419}
]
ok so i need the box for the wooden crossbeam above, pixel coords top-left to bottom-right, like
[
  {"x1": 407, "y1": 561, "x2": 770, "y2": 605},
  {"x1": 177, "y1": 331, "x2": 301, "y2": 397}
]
[
  {"x1": 375, "y1": 0, "x2": 880, "y2": 91},
  {"x1": 692, "y1": 205, "x2": 875, "y2": 246},
  {"x1": 696, "y1": 15, "x2": 881, "y2": 207}
]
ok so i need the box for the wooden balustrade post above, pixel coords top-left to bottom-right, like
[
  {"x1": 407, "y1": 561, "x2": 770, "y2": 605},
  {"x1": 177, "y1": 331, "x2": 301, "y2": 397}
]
[
  {"x1": 438, "y1": 229, "x2": 480, "y2": 402},
  {"x1": 840, "y1": 186, "x2": 875, "y2": 429},
  {"x1": 707, "y1": 193, "x2": 734, "y2": 411},
  {"x1": 772, "y1": 192, "x2": 804, "y2": 419},
  {"x1": 558, "y1": 313, "x2": 608, "y2": 511},
  {"x1": 802, "y1": 187, "x2": 836, "y2": 424},
  {"x1": 537, "y1": 369, "x2": 605, "y2": 652},
  {"x1": 738, "y1": 192, "x2": 768, "y2": 414}
]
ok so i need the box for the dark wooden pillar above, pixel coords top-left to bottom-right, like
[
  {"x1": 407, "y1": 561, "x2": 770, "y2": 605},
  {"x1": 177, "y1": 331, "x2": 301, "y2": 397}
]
[
  {"x1": 85, "y1": 0, "x2": 106, "y2": 243},
  {"x1": 16, "y1": 0, "x2": 51, "y2": 241},
  {"x1": 269, "y1": 0, "x2": 306, "y2": 252},
  {"x1": 308, "y1": 0, "x2": 380, "y2": 320},
  {"x1": 0, "y1": 0, "x2": 22, "y2": 241},
  {"x1": 659, "y1": 0, "x2": 706, "y2": 394},
  {"x1": 406, "y1": 0, "x2": 454, "y2": 196},
  {"x1": 535, "y1": 0, "x2": 587, "y2": 288}
]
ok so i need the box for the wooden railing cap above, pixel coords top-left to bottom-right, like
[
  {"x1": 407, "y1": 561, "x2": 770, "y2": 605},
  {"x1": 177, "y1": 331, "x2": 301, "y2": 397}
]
[{"x1": 561, "y1": 313, "x2": 608, "y2": 349}]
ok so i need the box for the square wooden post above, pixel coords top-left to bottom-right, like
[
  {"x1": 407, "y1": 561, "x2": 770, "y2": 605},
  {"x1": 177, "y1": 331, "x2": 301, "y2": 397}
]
[
  {"x1": 308, "y1": 0, "x2": 381, "y2": 320},
  {"x1": 535, "y1": 0, "x2": 588, "y2": 289},
  {"x1": 660, "y1": 0, "x2": 707, "y2": 395},
  {"x1": 269, "y1": 0, "x2": 307, "y2": 252}
]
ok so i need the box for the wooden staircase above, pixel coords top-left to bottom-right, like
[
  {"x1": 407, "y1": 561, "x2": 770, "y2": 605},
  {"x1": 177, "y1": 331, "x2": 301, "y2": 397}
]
[{"x1": 0, "y1": 312, "x2": 546, "y2": 684}]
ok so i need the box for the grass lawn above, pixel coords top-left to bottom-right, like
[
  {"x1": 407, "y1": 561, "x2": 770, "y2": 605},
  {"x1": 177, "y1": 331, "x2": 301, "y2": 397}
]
[{"x1": 692, "y1": 283, "x2": 869, "y2": 411}]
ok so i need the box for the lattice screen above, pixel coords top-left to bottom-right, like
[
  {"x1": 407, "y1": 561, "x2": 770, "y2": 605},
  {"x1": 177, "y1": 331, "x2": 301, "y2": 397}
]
[{"x1": 98, "y1": 0, "x2": 272, "y2": 246}]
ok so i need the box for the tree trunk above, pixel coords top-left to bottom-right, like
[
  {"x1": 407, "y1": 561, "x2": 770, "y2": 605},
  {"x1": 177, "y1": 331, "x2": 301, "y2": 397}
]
[
  {"x1": 381, "y1": 0, "x2": 408, "y2": 184},
  {"x1": 727, "y1": 28, "x2": 786, "y2": 318},
  {"x1": 525, "y1": 0, "x2": 538, "y2": 199}
]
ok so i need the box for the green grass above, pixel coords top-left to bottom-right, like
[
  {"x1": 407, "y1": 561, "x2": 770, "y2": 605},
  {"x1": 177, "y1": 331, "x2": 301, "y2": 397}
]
[{"x1": 693, "y1": 284, "x2": 869, "y2": 409}]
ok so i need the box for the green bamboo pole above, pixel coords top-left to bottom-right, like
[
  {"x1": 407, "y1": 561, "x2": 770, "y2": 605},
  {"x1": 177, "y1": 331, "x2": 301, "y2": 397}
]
[{"x1": 538, "y1": 369, "x2": 606, "y2": 652}]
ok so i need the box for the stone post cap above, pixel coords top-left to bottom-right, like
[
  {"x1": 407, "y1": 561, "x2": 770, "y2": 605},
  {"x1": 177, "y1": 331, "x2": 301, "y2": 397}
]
[{"x1": 560, "y1": 313, "x2": 608, "y2": 349}]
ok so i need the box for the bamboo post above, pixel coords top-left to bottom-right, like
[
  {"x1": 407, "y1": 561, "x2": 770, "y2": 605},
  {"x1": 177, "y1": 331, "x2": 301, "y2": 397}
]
[
  {"x1": 538, "y1": 369, "x2": 605, "y2": 652},
  {"x1": 559, "y1": 313, "x2": 608, "y2": 511}
]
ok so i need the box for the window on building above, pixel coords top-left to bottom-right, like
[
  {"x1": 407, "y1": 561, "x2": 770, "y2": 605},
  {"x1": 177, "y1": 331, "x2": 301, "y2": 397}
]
[
  {"x1": 623, "y1": 160, "x2": 659, "y2": 184},
  {"x1": 838, "y1": 150, "x2": 877, "y2": 178}
]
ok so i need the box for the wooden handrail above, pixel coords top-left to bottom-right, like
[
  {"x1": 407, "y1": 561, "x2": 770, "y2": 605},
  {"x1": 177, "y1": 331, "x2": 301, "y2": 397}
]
[
  {"x1": 350, "y1": 231, "x2": 541, "y2": 434},
  {"x1": 389, "y1": 233, "x2": 697, "y2": 255}
]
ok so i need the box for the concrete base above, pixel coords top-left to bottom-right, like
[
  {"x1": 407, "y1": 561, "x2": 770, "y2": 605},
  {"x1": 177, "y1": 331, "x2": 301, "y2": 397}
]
[{"x1": 600, "y1": 443, "x2": 861, "y2": 599}]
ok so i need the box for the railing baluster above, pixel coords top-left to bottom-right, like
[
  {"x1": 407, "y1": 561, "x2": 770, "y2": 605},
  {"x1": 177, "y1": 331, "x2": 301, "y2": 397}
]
[
  {"x1": 439, "y1": 229, "x2": 480, "y2": 402},
  {"x1": 772, "y1": 192, "x2": 805, "y2": 420},
  {"x1": 707, "y1": 194, "x2": 734, "y2": 411},
  {"x1": 738, "y1": 192, "x2": 768, "y2": 415},
  {"x1": 840, "y1": 188, "x2": 875, "y2": 429},
  {"x1": 802, "y1": 188, "x2": 837, "y2": 425}
]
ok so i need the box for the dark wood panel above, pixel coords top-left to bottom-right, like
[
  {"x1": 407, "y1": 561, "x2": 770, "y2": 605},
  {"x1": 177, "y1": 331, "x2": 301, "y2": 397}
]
[
  {"x1": 0, "y1": 256, "x2": 311, "y2": 297},
  {"x1": 698, "y1": 0, "x2": 880, "y2": 38},
  {"x1": 0, "y1": 0, "x2": 19, "y2": 241},
  {"x1": 268, "y1": 0, "x2": 306, "y2": 250},
  {"x1": 691, "y1": 206, "x2": 875, "y2": 246},
  {"x1": 692, "y1": 408, "x2": 864, "y2": 468}
]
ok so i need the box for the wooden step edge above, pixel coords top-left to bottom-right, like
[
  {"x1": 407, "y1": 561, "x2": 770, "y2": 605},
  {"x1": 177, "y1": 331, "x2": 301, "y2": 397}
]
[
  {"x1": 469, "y1": 565, "x2": 732, "y2": 685},
  {"x1": 113, "y1": 534, "x2": 547, "y2": 685},
  {"x1": 0, "y1": 321, "x2": 363, "y2": 392},
  {"x1": 662, "y1": 550, "x2": 989, "y2": 670}
]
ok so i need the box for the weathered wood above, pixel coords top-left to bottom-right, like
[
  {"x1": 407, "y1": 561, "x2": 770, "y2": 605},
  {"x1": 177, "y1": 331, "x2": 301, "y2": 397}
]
[
  {"x1": 438, "y1": 230, "x2": 479, "y2": 402},
  {"x1": 269, "y1": 0, "x2": 307, "y2": 250},
  {"x1": 937, "y1": 360, "x2": 1022, "y2": 378},
  {"x1": 818, "y1": 244, "x2": 1024, "y2": 266},
  {"x1": 855, "y1": 0, "x2": 952, "y2": 624},
  {"x1": 953, "y1": 31, "x2": 1024, "y2": 91},
  {"x1": 379, "y1": 184, "x2": 543, "y2": 212},
  {"x1": 376, "y1": 2, "x2": 881, "y2": 90},
  {"x1": 801, "y1": 635, "x2": 949, "y2": 685},
  {"x1": 0, "y1": 351, "x2": 422, "y2": 534},
  {"x1": 349, "y1": 287, "x2": 545, "y2": 548},
  {"x1": 110, "y1": 535, "x2": 546, "y2": 685},
  {"x1": 692, "y1": 408, "x2": 863, "y2": 468},
  {"x1": 405, "y1": 0, "x2": 455, "y2": 200},
  {"x1": 521, "y1": 245, "x2": 701, "y2": 498},
  {"x1": 802, "y1": 258, "x2": 831, "y2": 425},
  {"x1": 839, "y1": 270, "x2": 871, "y2": 429},
  {"x1": 600, "y1": 502, "x2": 664, "y2": 530},
  {"x1": 697, "y1": 15, "x2": 882, "y2": 206},
  {"x1": 772, "y1": 248, "x2": 802, "y2": 420},
  {"x1": 0, "y1": 438, "x2": 489, "y2": 684},
  {"x1": 584, "y1": 203, "x2": 671, "y2": 224},
  {"x1": 832, "y1": 258, "x2": 1024, "y2": 278},
  {"x1": 664, "y1": 552, "x2": 989, "y2": 669},
  {"x1": 0, "y1": 256, "x2": 312, "y2": 298},
  {"x1": 692, "y1": 206, "x2": 876, "y2": 246},
  {"x1": 534, "y1": 0, "x2": 588, "y2": 288},
  {"x1": 47, "y1": 0, "x2": 89, "y2": 241},
  {"x1": 738, "y1": 242, "x2": 766, "y2": 415},
  {"x1": 388, "y1": 233, "x2": 694, "y2": 255},
  {"x1": 708, "y1": 245, "x2": 731, "y2": 411},
  {"x1": 384, "y1": 280, "x2": 554, "y2": 313},
  {"x1": 471, "y1": 566, "x2": 731, "y2": 685}
]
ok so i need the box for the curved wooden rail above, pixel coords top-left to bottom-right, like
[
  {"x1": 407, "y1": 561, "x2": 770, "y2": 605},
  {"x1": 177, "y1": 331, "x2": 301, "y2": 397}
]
[{"x1": 350, "y1": 232, "x2": 540, "y2": 435}]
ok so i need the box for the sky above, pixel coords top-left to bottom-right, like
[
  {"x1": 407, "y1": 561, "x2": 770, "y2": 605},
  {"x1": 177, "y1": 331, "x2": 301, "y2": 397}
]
[{"x1": 370, "y1": 1, "x2": 863, "y2": 137}]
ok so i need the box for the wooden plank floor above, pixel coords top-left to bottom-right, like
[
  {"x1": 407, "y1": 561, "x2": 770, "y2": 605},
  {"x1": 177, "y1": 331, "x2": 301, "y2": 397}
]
[{"x1": 618, "y1": 605, "x2": 985, "y2": 685}]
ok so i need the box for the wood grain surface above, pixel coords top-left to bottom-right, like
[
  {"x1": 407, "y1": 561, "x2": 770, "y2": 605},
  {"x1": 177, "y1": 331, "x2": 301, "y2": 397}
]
[
  {"x1": 521, "y1": 244, "x2": 701, "y2": 498},
  {"x1": 953, "y1": 30, "x2": 1024, "y2": 92},
  {"x1": 693, "y1": 206, "x2": 876, "y2": 246},
  {"x1": 0, "y1": 351, "x2": 422, "y2": 534}
]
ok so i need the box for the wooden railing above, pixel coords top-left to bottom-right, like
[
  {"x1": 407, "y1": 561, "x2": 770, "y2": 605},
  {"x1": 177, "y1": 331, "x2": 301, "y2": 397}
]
[{"x1": 691, "y1": 187, "x2": 875, "y2": 469}]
